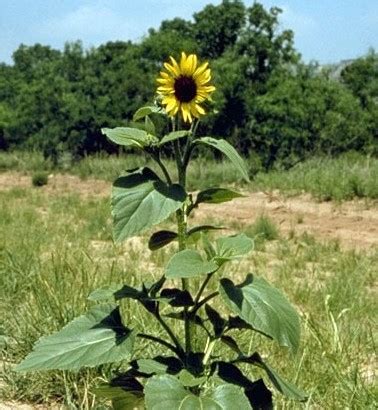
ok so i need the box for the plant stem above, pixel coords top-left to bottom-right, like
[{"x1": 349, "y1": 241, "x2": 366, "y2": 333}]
[
  {"x1": 192, "y1": 272, "x2": 215, "y2": 309},
  {"x1": 152, "y1": 152, "x2": 172, "y2": 184},
  {"x1": 193, "y1": 291, "x2": 219, "y2": 314},
  {"x1": 155, "y1": 312, "x2": 184, "y2": 356},
  {"x1": 203, "y1": 338, "x2": 216, "y2": 365},
  {"x1": 174, "y1": 132, "x2": 191, "y2": 353},
  {"x1": 137, "y1": 333, "x2": 181, "y2": 356}
]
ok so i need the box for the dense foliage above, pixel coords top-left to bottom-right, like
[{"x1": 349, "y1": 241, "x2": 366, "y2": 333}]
[{"x1": 0, "y1": 1, "x2": 376, "y2": 167}]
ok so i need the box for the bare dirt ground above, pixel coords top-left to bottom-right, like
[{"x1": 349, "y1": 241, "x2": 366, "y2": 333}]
[
  {"x1": 197, "y1": 191, "x2": 378, "y2": 250},
  {"x1": 1, "y1": 172, "x2": 377, "y2": 250}
]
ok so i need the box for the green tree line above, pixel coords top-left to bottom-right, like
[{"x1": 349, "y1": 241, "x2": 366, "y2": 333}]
[{"x1": 0, "y1": 1, "x2": 377, "y2": 168}]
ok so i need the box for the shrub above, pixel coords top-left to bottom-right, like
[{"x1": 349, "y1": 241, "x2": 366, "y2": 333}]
[{"x1": 31, "y1": 171, "x2": 48, "y2": 187}]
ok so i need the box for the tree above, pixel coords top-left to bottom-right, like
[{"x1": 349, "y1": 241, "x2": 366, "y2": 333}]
[
  {"x1": 193, "y1": 0, "x2": 246, "y2": 59},
  {"x1": 341, "y1": 50, "x2": 378, "y2": 108}
]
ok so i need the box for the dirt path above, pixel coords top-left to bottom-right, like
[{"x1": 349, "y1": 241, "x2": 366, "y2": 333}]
[
  {"x1": 196, "y1": 191, "x2": 378, "y2": 250},
  {"x1": 1, "y1": 172, "x2": 377, "y2": 250}
]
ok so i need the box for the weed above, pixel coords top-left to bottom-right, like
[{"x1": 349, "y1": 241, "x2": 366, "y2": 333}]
[
  {"x1": 245, "y1": 215, "x2": 279, "y2": 242},
  {"x1": 31, "y1": 172, "x2": 49, "y2": 187}
]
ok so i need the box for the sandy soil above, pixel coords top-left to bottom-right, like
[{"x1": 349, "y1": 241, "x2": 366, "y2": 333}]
[{"x1": 0, "y1": 172, "x2": 377, "y2": 250}]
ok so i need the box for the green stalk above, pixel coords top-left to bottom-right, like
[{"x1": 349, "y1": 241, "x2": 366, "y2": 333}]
[{"x1": 174, "y1": 132, "x2": 191, "y2": 354}]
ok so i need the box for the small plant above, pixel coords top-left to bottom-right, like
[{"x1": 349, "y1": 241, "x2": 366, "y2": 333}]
[
  {"x1": 31, "y1": 171, "x2": 48, "y2": 187},
  {"x1": 16, "y1": 52, "x2": 306, "y2": 408},
  {"x1": 246, "y1": 215, "x2": 279, "y2": 242}
]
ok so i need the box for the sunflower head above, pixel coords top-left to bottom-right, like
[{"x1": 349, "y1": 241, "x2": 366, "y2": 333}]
[{"x1": 157, "y1": 52, "x2": 216, "y2": 123}]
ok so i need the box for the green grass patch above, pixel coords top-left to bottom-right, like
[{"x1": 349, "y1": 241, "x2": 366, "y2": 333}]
[{"x1": 253, "y1": 152, "x2": 378, "y2": 201}]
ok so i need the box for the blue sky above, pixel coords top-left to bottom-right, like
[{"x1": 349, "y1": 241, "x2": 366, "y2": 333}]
[{"x1": 1, "y1": 0, "x2": 377, "y2": 64}]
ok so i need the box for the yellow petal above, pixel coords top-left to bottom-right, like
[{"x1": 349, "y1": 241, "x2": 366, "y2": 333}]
[
  {"x1": 169, "y1": 56, "x2": 181, "y2": 76},
  {"x1": 186, "y1": 54, "x2": 197, "y2": 75},
  {"x1": 189, "y1": 102, "x2": 201, "y2": 118},
  {"x1": 195, "y1": 104, "x2": 206, "y2": 115},
  {"x1": 164, "y1": 96, "x2": 178, "y2": 112},
  {"x1": 196, "y1": 70, "x2": 211, "y2": 85},
  {"x1": 164, "y1": 62, "x2": 179, "y2": 77},
  {"x1": 193, "y1": 62, "x2": 209, "y2": 79},
  {"x1": 180, "y1": 52, "x2": 190, "y2": 75},
  {"x1": 157, "y1": 79, "x2": 174, "y2": 87},
  {"x1": 181, "y1": 103, "x2": 193, "y2": 123}
]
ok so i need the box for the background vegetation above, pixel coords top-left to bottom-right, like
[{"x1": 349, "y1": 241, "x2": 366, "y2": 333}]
[{"x1": 0, "y1": 1, "x2": 377, "y2": 168}]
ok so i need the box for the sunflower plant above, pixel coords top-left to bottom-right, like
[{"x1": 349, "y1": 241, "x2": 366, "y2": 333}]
[{"x1": 16, "y1": 52, "x2": 306, "y2": 409}]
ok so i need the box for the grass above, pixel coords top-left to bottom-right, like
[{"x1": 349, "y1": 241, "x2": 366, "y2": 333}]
[
  {"x1": 0, "y1": 178, "x2": 376, "y2": 409},
  {"x1": 0, "y1": 150, "x2": 377, "y2": 200},
  {"x1": 244, "y1": 215, "x2": 279, "y2": 250},
  {"x1": 254, "y1": 152, "x2": 378, "y2": 201}
]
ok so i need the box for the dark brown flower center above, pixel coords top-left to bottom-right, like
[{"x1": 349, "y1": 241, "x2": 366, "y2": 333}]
[{"x1": 174, "y1": 75, "x2": 197, "y2": 103}]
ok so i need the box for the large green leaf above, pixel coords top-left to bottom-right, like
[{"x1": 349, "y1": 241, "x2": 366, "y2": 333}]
[
  {"x1": 102, "y1": 127, "x2": 157, "y2": 148},
  {"x1": 159, "y1": 131, "x2": 190, "y2": 145},
  {"x1": 145, "y1": 375, "x2": 251, "y2": 409},
  {"x1": 195, "y1": 137, "x2": 250, "y2": 182},
  {"x1": 16, "y1": 304, "x2": 135, "y2": 371},
  {"x1": 112, "y1": 168, "x2": 186, "y2": 242},
  {"x1": 219, "y1": 274, "x2": 300, "y2": 353},
  {"x1": 165, "y1": 249, "x2": 218, "y2": 279},
  {"x1": 236, "y1": 353, "x2": 307, "y2": 401},
  {"x1": 196, "y1": 188, "x2": 244, "y2": 205},
  {"x1": 215, "y1": 234, "x2": 253, "y2": 262}
]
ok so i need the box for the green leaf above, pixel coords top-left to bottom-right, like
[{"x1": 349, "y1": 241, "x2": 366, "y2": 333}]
[
  {"x1": 244, "y1": 379, "x2": 273, "y2": 410},
  {"x1": 95, "y1": 374, "x2": 144, "y2": 410},
  {"x1": 187, "y1": 225, "x2": 225, "y2": 246},
  {"x1": 237, "y1": 353, "x2": 307, "y2": 402},
  {"x1": 148, "y1": 230, "x2": 178, "y2": 251},
  {"x1": 89, "y1": 284, "x2": 146, "y2": 303},
  {"x1": 133, "y1": 104, "x2": 163, "y2": 121},
  {"x1": 16, "y1": 305, "x2": 135, "y2": 371},
  {"x1": 219, "y1": 274, "x2": 300, "y2": 353},
  {"x1": 160, "y1": 288, "x2": 194, "y2": 307},
  {"x1": 134, "y1": 359, "x2": 170, "y2": 375},
  {"x1": 215, "y1": 234, "x2": 253, "y2": 262},
  {"x1": 102, "y1": 127, "x2": 157, "y2": 148},
  {"x1": 202, "y1": 233, "x2": 217, "y2": 259},
  {"x1": 215, "y1": 361, "x2": 253, "y2": 389},
  {"x1": 95, "y1": 386, "x2": 144, "y2": 410},
  {"x1": 196, "y1": 188, "x2": 244, "y2": 205},
  {"x1": 159, "y1": 131, "x2": 190, "y2": 145},
  {"x1": 165, "y1": 249, "x2": 218, "y2": 279},
  {"x1": 145, "y1": 375, "x2": 251, "y2": 409},
  {"x1": 178, "y1": 369, "x2": 206, "y2": 387},
  {"x1": 187, "y1": 225, "x2": 225, "y2": 238},
  {"x1": 145, "y1": 115, "x2": 156, "y2": 135},
  {"x1": 205, "y1": 304, "x2": 226, "y2": 337},
  {"x1": 112, "y1": 168, "x2": 186, "y2": 242},
  {"x1": 88, "y1": 284, "x2": 122, "y2": 301},
  {"x1": 195, "y1": 137, "x2": 250, "y2": 182},
  {"x1": 131, "y1": 356, "x2": 183, "y2": 376}
]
